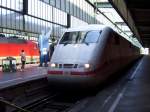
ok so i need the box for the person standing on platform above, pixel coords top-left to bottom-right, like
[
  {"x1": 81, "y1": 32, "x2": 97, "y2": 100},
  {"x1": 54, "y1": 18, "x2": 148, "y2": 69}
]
[
  {"x1": 49, "y1": 37, "x2": 56, "y2": 61},
  {"x1": 20, "y1": 50, "x2": 26, "y2": 71},
  {"x1": 38, "y1": 28, "x2": 52, "y2": 67}
]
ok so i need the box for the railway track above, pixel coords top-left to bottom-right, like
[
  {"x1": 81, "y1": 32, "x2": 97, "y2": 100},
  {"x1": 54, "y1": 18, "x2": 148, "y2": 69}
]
[
  {"x1": 24, "y1": 93, "x2": 77, "y2": 112},
  {"x1": 0, "y1": 77, "x2": 87, "y2": 112},
  {"x1": 2, "y1": 91, "x2": 85, "y2": 112}
]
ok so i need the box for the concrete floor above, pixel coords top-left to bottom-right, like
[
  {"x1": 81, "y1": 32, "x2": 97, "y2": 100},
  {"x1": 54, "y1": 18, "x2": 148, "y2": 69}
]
[
  {"x1": 0, "y1": 65, "x2": 48, "y2": 89},
  {"x1": 115, "y1": 55, "x2": 150, "y2": 112}
]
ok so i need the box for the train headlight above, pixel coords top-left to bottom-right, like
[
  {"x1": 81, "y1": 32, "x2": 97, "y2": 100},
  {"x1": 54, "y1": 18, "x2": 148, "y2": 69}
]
[
  {"x1": 84, "y1": 64, "x2": 90, "y2": 69},
  {"x1": 50, "y1": 63, "x2": 56, "y2": 68}
]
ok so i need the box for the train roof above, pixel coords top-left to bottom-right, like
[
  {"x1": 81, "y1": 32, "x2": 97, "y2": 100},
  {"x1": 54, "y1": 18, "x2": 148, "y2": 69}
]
[{"x1": 66, "y1": 24, "x2": 108, "y2": 32}]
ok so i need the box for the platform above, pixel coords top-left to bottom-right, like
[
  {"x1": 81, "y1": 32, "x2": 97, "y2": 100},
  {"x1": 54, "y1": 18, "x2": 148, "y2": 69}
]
[
  {"x1": 0, "y1": 65, "x2": 48, "y2": 90},
  {"x1": 114, "y1": 55, "x2": 150, "y2": 111},
  {"x1": 69, "y1": 55, "x2": 150, "y2": 112}
]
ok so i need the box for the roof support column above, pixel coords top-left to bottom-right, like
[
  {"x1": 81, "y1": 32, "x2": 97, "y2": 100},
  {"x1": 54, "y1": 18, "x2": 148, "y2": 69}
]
[
  {"x1": 67, "y1": 14, "x2": 71, "y2": 28},
  {"x1": 22, "y1": 0, "x2": 28, "y2": 31},
  {"x1": 23, "y1": 0, "x2": 28, "y2": 14}
]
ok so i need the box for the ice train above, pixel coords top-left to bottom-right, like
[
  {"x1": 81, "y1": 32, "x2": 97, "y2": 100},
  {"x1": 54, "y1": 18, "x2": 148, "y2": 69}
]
[{"x1": 47, "y1": 25, "x2": 141, "y2": 88}]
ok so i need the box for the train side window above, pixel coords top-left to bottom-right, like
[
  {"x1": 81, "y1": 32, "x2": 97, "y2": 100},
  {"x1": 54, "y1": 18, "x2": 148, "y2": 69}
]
[{"x1": 114, "y1": 35, "x2": 120, "y2": 45}]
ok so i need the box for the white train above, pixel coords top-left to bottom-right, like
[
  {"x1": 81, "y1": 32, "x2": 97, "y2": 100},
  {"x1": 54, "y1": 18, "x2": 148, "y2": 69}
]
[{"x1": 47, "y1": 24, "x2": 141, "y2": 88}]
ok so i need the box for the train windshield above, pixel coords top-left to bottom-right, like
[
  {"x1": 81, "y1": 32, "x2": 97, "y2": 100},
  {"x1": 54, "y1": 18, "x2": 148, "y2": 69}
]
[{"x1": 59, "y1": 30, "x2": 101, "y2": 44}]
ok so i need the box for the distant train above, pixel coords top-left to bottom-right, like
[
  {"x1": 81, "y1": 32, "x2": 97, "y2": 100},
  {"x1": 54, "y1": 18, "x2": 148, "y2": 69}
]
[
  {"x1": 47, "y1": 25, "x2": 141, "y2": 88},
  {"x1": 0, "y1": 36, "x2": 39, "y2": 65}
]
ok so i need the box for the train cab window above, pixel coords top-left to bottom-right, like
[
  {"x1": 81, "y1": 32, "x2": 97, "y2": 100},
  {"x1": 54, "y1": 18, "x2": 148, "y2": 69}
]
[
  {"x1": 60, "y1": 32, "x2": 79, "y2": 44},
  {"x1": 59, "y1": 31, "x2": 101, "y2": 45},
  {"x1": 84, "y1": 31, "x2": 101, "y2": 43},
  {"x1": 78, "y1": 32, "x2": 87, "y2": 43}
]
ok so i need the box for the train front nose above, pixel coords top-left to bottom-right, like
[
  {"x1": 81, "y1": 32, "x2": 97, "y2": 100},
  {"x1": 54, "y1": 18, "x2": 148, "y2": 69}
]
[
  {"x1": 47, "y1": 64, "x2": 97, "y2": 89},
  {"x1": 47, "y1": 44, "x2": 96, "y2": 88}
]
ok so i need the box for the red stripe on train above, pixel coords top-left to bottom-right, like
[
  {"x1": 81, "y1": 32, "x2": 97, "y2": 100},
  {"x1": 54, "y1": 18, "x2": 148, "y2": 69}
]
[
  {"x1": 47, "y1": 62, "x2": 106, "y2": 76},
  {"x1": 47, "y1": 70, "x2": 96, "y2": 76},
  {"x1": 47, "y1": 71, "x2": 63, "y2": 74}
]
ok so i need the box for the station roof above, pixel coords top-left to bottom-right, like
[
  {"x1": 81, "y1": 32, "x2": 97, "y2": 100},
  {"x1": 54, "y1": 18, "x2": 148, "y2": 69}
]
[
  {"x1": 95, "y1": 0, "x2": 142, "y2": 47},
  {"x1": 109, "y1": 0, "x2": 150, "y2": 47}
]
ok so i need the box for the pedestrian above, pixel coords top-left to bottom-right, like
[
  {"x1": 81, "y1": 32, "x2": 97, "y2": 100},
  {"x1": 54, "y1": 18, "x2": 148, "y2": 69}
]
[
  {"x1": 20, "y1": 50, "x2": 26, "y2": 71},
  {"x1": 49, "y1": 42, "x2": 55, "y2": 61},
  {"x1": 38, "y1": 29, "x2": 52, "y2": 67}
]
